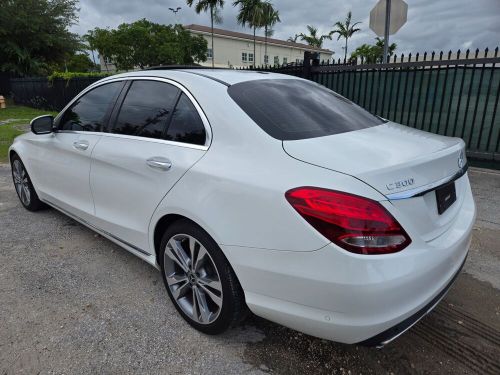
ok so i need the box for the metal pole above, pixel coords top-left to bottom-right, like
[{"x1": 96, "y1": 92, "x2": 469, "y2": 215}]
[{"x1": 384, "y1": 0, "x2": 391, "y2": 63}]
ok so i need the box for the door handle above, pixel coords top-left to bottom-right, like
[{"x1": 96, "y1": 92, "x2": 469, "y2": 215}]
[
  {"x1": 73, "y1": 140, "x2": 89, "y2": 151},
  {"x1": 146, "y1": 157, "x2": 172, "y2": 171}
]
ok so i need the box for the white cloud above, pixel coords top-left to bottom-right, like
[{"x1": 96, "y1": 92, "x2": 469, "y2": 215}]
[{"x1": 72, "y1": 0, "x2": 500, "y2": 56}]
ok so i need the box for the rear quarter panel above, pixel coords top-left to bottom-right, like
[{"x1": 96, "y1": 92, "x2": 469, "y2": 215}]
[{"x1": 148, "y1": 81, "x2": 386, "y2": 256}]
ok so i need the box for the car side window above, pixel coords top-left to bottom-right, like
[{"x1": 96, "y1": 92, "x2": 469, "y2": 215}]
[
  {"x1": 59, "y1": 81, "x2": 123, "y2": 132},
  {"x1": 112, "y1": 80, "x2": 179, "y2": 139},
  {"x1": 165, "y1": 93, "x2": 206, "y2": 146}
]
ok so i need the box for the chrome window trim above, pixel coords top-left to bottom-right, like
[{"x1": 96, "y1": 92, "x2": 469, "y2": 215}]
[
  {"x1": 386, "y1": 164, "x2": 468, "y2": 200},
  {"x1": 57, "y1": 130, "x2": 208, "y2": 151},
  {"x1": 55, "y1": 76, "x2": 213, "y2": 149}
]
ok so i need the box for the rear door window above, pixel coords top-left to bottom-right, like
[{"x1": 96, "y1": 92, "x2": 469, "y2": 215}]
[
  {"x1": 228, "y1": 79, "x2": 384, "y2": 140},
  {"x1": 112, "y1": 80, "x2": 180, "y2": 139}
]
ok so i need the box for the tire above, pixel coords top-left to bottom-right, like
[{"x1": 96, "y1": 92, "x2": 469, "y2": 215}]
[
  {"x1": 159, "y1": 219, "x2": 247, "y2": 334},
  {"x1": 10, "y1": 155, "x2": 46, "y2": 211}
]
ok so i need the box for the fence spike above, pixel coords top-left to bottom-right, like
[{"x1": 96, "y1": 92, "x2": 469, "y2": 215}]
[
  {"x1": 439, "y1": 51, "x2": 443, "y2": 60},
  {"x1": 475, "y1": 48, "x2": 479, "y2": 58},
  {"x1": 415, "y1": 52, "x2": 419, "y2": 61},
  {"x1": 393, "y1": 54, "x2": 397, "y2": 63},
  {"x1": 408, "y1": 52, "x2": 412, "y2": 62},
  {"x1": 423, "y1": 51, "x2": 427, "y2": 60},
  {"x1": 457, "y1": 49, "x2": 461, "y2": 59},
  {"x1": 484, "y1": 47, "x2": 489, "y2": 57},
  {"x1": 465, "y1": 49, "x2": 470, "y2": 58},
  {"x1": 495, "y1": 46, "x2": 499, "y2": 57},
  {"x1": 447, "y1": 50, "x2": 452, "y2": 60},
  {"x1": 400, "y1": 53, "x2": 404, "y2": 62},
  {"x1": 431, "y1": 51, "x2": 435, "y2": 60}
]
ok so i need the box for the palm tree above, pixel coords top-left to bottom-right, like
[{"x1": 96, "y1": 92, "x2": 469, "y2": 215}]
[
  {"x1": 287, "y1": 34, "x2": 299, "y2": 43},
  {"x1": 375, "y1": 37, "x2": 397, "y2": 62},
  {"x1": 186, "y1": 0, "x2": 225, "y2": 68},
  {"x1": 260, "y1": 1, "x2": 280, "y2": 65},
  {"x1": 331, "y1": 11, "x2": 361, "y2": 63},
  {"x1": 83, "y1": 31, "x2": 98, "y2": 67},
  {"x1": 233, "y1": 0, "x2": 264, "y2": 66},
  {"x1": 299, "y1": 25, "x2": 332, "y2": 49}
]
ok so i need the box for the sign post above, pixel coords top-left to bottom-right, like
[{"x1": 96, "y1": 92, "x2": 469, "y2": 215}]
[
  {"x1": 383, "y1": 0, "x2": 391, "y2": 63},
  {"x1": 369, "y1": 0, "x2": 408, "y2": 63}
]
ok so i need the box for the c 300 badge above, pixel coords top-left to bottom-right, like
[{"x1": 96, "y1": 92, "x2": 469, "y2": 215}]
[{"x1": 386, "y1": 178, "x2": 415, "y2": 191}]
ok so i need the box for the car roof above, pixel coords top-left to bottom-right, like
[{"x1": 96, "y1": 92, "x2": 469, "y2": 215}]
[{"x1": 107, "y1": 68, "x2": 299, "y2": 86}]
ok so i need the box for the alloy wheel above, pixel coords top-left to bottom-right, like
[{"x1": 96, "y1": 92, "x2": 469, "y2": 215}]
[
  {"x1": 163, "y1": 234, "x2": 223, "y2": 324},
  {"x1": 12, "y1": 159, "x2": 31, "y2": 206}
]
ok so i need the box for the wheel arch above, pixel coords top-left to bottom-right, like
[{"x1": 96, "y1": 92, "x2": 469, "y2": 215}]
[
  {"x1": 151, "y1": 213, "x2": 243, "y2": 287},
  {"x1": 9, "y1": 149, "x2": 19, "y2": 164},
  {"x1": 153, "y1": 213, "x2": 187, "y2": 264}
]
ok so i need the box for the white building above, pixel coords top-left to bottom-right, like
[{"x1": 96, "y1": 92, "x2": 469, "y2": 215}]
[
  {"x1": 185, "y1": 24, "x2": 333, "y2": 68},
  {"x1": 99, "y1": 24, "x2": 333, "y2": 72}
]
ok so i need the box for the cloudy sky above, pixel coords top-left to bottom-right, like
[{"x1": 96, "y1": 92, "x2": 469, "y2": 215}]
[{"x1": 73, "y1": 0, "x2": 500, "y2": 55}]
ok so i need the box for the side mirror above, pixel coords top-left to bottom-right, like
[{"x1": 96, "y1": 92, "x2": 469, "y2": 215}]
[{"x1": 30, "y1": 115, "x2": 55, "y2": 135}]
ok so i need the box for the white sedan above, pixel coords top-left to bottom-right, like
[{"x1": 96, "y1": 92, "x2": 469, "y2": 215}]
[{"x1": 9, "y1": 69, "x2": 475, "y2": 346}]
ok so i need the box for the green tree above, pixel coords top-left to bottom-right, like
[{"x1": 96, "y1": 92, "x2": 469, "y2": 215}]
[
  {"x1": 65, "y1": 53, "x2": 100, "y2": 72},
  {"x1": 87, "y1": 21, "x2": 208, "y2": 71},
  {"x1": 299, "y1": 25, "x2": 332, "y2": 49},
  {"x1": 0, "y1": 0, "x2": 82, "y2": 76},
  {"x1": 83, "y1": 30, "x2": 101, "y2": 67},
  {"x1": 186, "y1": 0, "x2": 225, "y2": 68},
  {"x1": 351, "y1": 44, "x2": 378, "y2": 63},
  {"x1": 261, "y1": 1, "x2": 280, "y2": 66},
  {"x1": 287, "y1": 34, "x2": 299, "y2": 43},
  {"x1": 234, "y1": 0, "x2": 265, "y2": 66},
  {"x1": 331, "y1": 11, "x2": 361, "y2": 63},
  {"x1": 84, "y1": 28, "x2": 114, "y2": 71},
  {"x1": 351, "y1": 37, "x2": 397, "y2": 64},
  {"x1": 375, "y1": 37, "x2": 397, "y2": 61}
]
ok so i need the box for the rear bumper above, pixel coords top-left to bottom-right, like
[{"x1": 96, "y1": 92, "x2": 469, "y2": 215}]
[
  {"x1": 358, "y1": 254, "x2": 467, "y2": 347},
  {"x1": 222, "y1": 181, "x2": 475, "y2": 344}
]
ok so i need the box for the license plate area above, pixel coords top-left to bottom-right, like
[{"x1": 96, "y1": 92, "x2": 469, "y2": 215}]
[{"x1": 435, "y1": 182, "x2": 456, "y2": 215}]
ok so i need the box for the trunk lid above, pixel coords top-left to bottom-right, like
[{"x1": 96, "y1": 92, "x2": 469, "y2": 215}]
[{"x1": 283, "y1": 123, "x2": 467, "y2": 241}]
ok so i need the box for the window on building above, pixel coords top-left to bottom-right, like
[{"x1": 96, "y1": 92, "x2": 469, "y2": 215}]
[
  {"x1": 249, "y1": 53, "x2": 254, "y2": 63},
  {"x1": 264, "y1": 55, "x2": 269, "y2": 64},
  {"x1": 296, "y1": 58, "x2": 301, "y2": 64},
  {"x1": 274, "y1": 56, "x2": 279, "y2": 65},
  {"x1": 207, "y1": 48, "x2": 213, "y2": 59},
  {"x1": 283, "y1": 57, "x2": 288, "y2": 65},
  {"x1": 242, "y1": 52, "x2": 248, "y2": 62}
]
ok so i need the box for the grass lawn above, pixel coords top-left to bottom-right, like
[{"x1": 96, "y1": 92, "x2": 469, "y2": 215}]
[{"x1": 0, "y1": 101, "x2": 57, "y2": 162}]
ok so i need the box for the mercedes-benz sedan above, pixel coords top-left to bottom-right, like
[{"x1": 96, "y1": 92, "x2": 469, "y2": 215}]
[{"x1": 9, "y1": 69, "x2": 475, "y2": 346}]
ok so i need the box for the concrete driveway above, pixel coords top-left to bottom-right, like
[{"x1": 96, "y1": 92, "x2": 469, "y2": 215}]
[{"x1": 0, "y1": 163, "x2": 499, "y2": 374}]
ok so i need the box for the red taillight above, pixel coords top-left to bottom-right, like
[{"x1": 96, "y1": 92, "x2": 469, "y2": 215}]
[{"x1": 285, "y1": 187, "x2": 411, "y2": 255}]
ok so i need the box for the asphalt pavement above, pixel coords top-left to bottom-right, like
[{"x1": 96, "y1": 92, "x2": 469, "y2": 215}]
[{"x1": 0, "y1": 163, "x2": 499, "y2": 374}]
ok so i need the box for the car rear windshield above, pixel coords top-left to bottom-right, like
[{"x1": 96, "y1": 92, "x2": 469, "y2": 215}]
[{"x1": 228, "y1": 79, "x2": 384, "y2": 140}]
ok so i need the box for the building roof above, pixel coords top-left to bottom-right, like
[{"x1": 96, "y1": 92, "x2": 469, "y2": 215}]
[{"x1": 184, "y1": 24, "x2": 333, "y2": 54}]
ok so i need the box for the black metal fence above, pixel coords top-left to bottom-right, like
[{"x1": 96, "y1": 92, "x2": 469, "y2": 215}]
[
  {"x1": 0, "y1": 72, "x2": 17, "y2": 96},
  {"x1": 10, "y1": 76, "x2": 103, "y2": 111},
  {"x1": 250, "y1": 48, "x2": 500, "y2": 162},
  {"x1": 6, "y1": 47, "x2": 500, "y2": 162}
]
